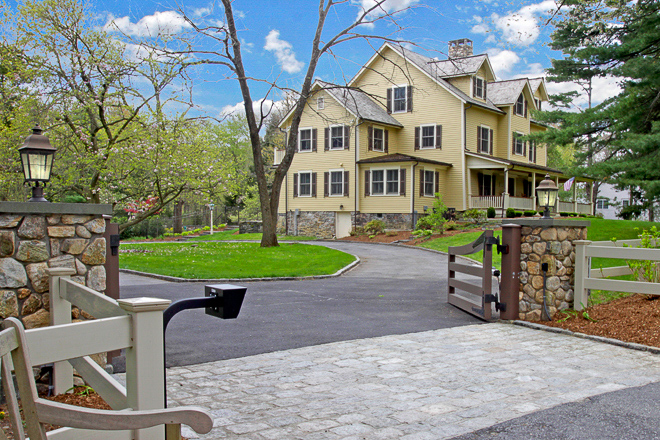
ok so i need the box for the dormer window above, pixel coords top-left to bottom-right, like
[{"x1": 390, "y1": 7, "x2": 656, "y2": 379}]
[
  {"x1": 473, "y1": 77, "x2": 486, "y2": 100},
  {"x1": 515, "y1": 94, "x2": 527, "y2": 117},
  {"x1": 534, "y1": 98, "x2": 541, "y2": 110},
  {"x1": 387, "y1": 85, "x2": 413, "y2": 113}
]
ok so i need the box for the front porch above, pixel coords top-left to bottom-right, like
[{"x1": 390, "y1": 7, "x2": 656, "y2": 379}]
[{"x1": 466, "y1": 152, "x2": 594, "y2": 215}]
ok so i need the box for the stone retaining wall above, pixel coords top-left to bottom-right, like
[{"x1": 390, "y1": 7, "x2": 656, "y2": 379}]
[
  {"x1": 0, "y1": 203, "x2": 112, "y2": 329},
  {"x1": 355, "y1": 213, "x2": 413, "y2": 230},
  {"x1": 239, "y1": 221, "x2": 263, "y2": 234}
]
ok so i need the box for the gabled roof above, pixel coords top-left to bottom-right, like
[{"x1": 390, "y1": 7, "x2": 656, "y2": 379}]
[
  {"x1": 319, "y1": 81, "x2": 403, "y2": 128},
  {"x1": 528, "y1": 77, "x2": 550, "y2": 101},
  {"x1": 487, "y1": 79, "x2": 529, "y2": 106},
  {"x1": 350, "y1": 43, "x2": 505, "y2": 115},
  {"x1": 427, "y1": 54, "x2": 489, "y2": 78},
  {"x1": 357, "y1": 153, "x2": 452, "y2": 167}
]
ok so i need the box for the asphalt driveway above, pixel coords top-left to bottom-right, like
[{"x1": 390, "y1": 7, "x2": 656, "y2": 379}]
[{"x1": 118, "y1": 241, "x2": 483, "y2": 369}]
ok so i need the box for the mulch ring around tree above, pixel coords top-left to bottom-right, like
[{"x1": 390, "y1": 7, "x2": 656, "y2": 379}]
[{"x1": 543, "y1": 294, "x2": 660, "y2": 348}]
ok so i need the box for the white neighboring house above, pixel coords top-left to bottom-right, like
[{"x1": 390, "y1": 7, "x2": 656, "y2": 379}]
[{"x1": 595, "y1": 183, "x2": 641, "y2": 220}]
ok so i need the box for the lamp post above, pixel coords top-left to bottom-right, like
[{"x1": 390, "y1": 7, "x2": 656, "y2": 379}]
[
  {"x1": 536, "y1": 174, "x2": 559, "y2": 219},
  {"x1": 19, "y1": 125, "x2": 56, "y2": 202},
  {"x1": 208, "y1": 203, "x2": 215, "y2": 234}
]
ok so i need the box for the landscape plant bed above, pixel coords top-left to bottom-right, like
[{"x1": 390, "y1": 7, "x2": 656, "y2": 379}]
[
  {"x1": 120, "y1": 242, "x2": 356, "y2": 279},
  {"x1": 543, "y1": 294, "x2": 660, "y2": 348}
]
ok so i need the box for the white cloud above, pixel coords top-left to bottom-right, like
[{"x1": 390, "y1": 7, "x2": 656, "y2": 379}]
[
  {"x1": 471, "y1": 16, "x2": 489, "y2": 35},
  {"x1": 487, "y1": 48, "x2": 520, "y2": 77},
  {"x1": 192, "y1": 7, "x2": 211, "y2": 18},
  {"x1": 492, "y1": 0, "x2": 557, "y2": 46},
  {"x1": 221, "y1": 98, "x2": 278, "y2": 118},
  {"x1": 264, "y1": 30, "x2": 304, "y2": 74},
  {"x1": 355, "y1": 0, "x2": 419, "y2": 26},
  {"x1": 105, "y1": 11, "x2": 191, "y2": 37}
]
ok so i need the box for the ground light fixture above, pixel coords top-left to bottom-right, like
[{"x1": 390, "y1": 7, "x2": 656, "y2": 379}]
[
  {"x1": 19, "y1": 125, "x2": 56, "y2": 202},
  {"x1": 536, "y1": 174, "x2": 558, "y2": 219}
]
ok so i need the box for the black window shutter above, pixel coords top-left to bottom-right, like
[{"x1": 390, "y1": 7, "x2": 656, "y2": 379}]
[
  {"x1": 344, "y1": 126, "x2": 350, "y2": 150},
  {"x1": 386, "y1": 89, "x2": 392, "y2": 114},
  {"x1": 344, "y1": 171, "x2": 349, "y2": 196},
  {"x1": 477, "y1": 127, "x2": 482, "y2": 151},
  {"x1": 419, "y1": 169, "x2": 424, "y2": 197},
  {"x1": 368, "y1": 126, "x2": 373, "y2": 151},
  {"x1": 435, "y1": 171, "x2": 439, "y2": 195},
  {"x1": 312, "y1": 129, "x2": 317, "y2": 152},
  {"x1": 365, "y1": 170, "x2": 370, "y2": 196},
  {"x1": 324, "y1": 127, "x2": 329, "y2": 151},
  {"x1": 384, "y1": 130, "x2": 389, "y2": 153},
  {"x1": 400, "y1": 168, "x2": 406, "y2": 196},
  {"x1": 293, "y1": 173, "x2": 298, "y2": 197},
  {"x1": 512, "y1": 134, "x2": 516, "y2": 154},
  {"x1": 407, "y1": 86, "x2": 413, "y2": 112},
  {"x1": 415, "y1": 127, "x2": 420, "y2": 151},
  {"x1": 524, "y1": 99, "x2": 528, "y2": 117},
  {"x1": 473, "y1": 77, "x2": 477, "y2": 97},
  {"x1": 324, "y1": 172, "x2": 329, "y2": 197},
  {"x1": 484, "y1": 81, "x2": 488, "y2": 100},
  {"x1": 436, "y1": 125, "x2": 442, "y2": 148},
  {"x1": 312, "y1": 172, "x2": 317, "y2": 197},
  {"x1": 489, "y1": 129, "x2": 493, "y2": 155},
  {"x1": 523, "y1": 141, "x2": 527, "y2": 157}
]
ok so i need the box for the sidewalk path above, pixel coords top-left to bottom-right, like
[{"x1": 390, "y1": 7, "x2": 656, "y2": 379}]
[{"x1": 166, "y1": 323, "x2": 660, "y2": 439}]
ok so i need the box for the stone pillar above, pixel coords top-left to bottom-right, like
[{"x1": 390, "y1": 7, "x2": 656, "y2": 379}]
[
  {"x1": 508, "y1": 219, "x2": 590, "y2": 321},
  {"x1": 0, "y1": 202, "x2": 112, "y2": 329}
]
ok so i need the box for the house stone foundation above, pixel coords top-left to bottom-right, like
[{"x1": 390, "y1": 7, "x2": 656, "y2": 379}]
[
  {"x1": 509, "y1": 219, "x2": 590, "y2": 321},
  {"x1": 0, "y1": 202, "x2": 112, "y2": 329},
  {"x1": 279, "y1": 210, "x2": 338, "y2": 238},
  {"x1": 355, "y1": 213, "x2": 413, "y2": 230}
]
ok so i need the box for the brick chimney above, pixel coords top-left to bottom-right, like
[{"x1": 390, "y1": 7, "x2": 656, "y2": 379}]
[{"x1": 448, "y1": 39, "x2": 473, "y2": 59}]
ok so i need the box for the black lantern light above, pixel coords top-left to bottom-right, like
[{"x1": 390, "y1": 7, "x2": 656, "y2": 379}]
[
  {"x1": 19, "y1": 125, "x2": 56, "y2": 202},
  {"x1": 536, "y1": 174, "x2": 559, "y2": 219}
]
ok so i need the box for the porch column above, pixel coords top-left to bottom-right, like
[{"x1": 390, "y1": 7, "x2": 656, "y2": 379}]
[
  {"x1": 503, "y1": 168, "x2": 510, "y2": 210},
  {"x1": 532, "y1": 172, "x2": 537, "y2": 210},
  {"x1": 590, "y1": 181, "x2": 595, "y2": 215},
  {"x1": 467, "y1": 167, "x2": 472, "y2": 208},
  {"x1": 573, "y1": 179, "x2": 578, "y2": 212}
]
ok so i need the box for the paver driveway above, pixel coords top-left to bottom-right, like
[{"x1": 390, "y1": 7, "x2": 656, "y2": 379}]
[{"x1": 119, "y1": 241, "x2": 483, "y2": 368}]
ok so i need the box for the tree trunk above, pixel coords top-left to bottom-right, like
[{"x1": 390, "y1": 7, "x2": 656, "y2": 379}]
[
  {"x1": 173, "y1": 201, "x2": 184, "y2": 234},
  {"x1": 649, "y1": 202, "x2": 655, "y2": 222},
  {"x1": 261, "y1": 206, "x2": 279, "y2": 247}
]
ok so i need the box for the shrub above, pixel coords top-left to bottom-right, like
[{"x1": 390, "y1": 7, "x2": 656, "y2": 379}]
[
  {"x1": 412, "y1": 229, "x2": 433, "y2": 237},
  {"x1": 444, "y1": 221, "x2": 459, "y2": 231},
  {"x1": 523, "y1": 210, "x2": 536, "y2": 217},
  {"x1": 385, "y1": 231, "x2": 397, "y2": 237},
  {"x1": 364, "y1": 220, "x2": 385, "y2": 235},
  {"x1": 506, "y1": 208, "x2": 516, "y2": 218},
  {"x1": 487, "y1": 207, "x2": 496, "y2": 218},
  {"x1": 368, "y1": 235, "x2": 376, "y2": 239},
  {"x1": 514, "y1": 210, "x2": 523, "y2": 217},
  {"x1": 463, "y1": 208, "x2": 486, "y2": 224},
  {"x1": 415, "y1": 215, "x2": 440, "y2": 231},
  {"x1": 218, "y1": 223, "x2": 227, "y2": 229}
]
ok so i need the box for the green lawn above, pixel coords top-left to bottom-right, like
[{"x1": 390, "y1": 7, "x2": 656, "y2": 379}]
[
  {"x1": 186, "y1": 230, "x2": 317, "y2": 241},
  {"x1": 119, "y1": 242, "x2": 355, "y2": 279}
]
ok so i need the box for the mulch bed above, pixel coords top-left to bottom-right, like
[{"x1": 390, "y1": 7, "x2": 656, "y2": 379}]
[{"x1": 544, "y1": 294, "x2": 660, "y2": 348}]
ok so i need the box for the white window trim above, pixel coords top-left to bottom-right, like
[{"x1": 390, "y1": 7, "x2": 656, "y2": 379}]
[
  {"x1": 317, "y1": 97, "x2": 324, "y2": 110},
  {"x1": 391, "y1": 84, "x2": 408, "y2": 114},
  {"x1": 473, "y1": 76, "x2": 485, "y2": 99},
  {"x1": 298, "y1": 127, "x2": 313, "y2": 153},
  {"x1": 514, "y1": 94, "x2": 525, "y2": 116},
  {"x1": 329, "y1": 168, "x2": 344, "y2": 197},
  {"x1": 329, "y1": 125, "x2": 345, "y2": 151},
  {"x1": 420, "y1": 124, "x2": 437, "y2": 149},
  {"x1": 370, "y1": 167, "x2": 400, "y2": 196},
  {"x1": 513, "y1": 131, "x2": 525, "y2": 156},
  {"x1": 423, "y1": 169, "x2": 436, "y2": 197},
  {"x1": 372, "y1": 126, "x2": 385, "y2": 152},
  {"x1": 479, "y1": 125, "x2": 491, "y2": 154},
  {"x1": 298, "y1": 170, "x2": 313, "y2": 197}
]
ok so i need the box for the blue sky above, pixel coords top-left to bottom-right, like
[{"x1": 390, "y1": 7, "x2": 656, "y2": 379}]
[{"x1": 10, "y1": 0, "x2": 621, "y2": 116}]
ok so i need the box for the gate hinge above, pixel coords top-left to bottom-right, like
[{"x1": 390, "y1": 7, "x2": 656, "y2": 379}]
[{"x1": 485, "y1": 236, "x2": 509, "y2": 255}]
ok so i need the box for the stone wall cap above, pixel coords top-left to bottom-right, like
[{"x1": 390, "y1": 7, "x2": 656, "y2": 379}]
[
  {"x1": 0, "y1": 202, "x2": 112, "y2": 216},
  {"x1": 507, "y1": 218, "x2": 591, "y2": 227}
]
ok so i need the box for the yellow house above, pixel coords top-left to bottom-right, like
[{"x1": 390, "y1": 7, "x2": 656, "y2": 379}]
[{"x1": 276, "y1": 39, "x2": 592, "y2": 238}]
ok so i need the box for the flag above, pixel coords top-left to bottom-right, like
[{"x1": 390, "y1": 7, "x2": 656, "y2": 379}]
[{"x1": 564, "y1": 177, "x2": 575, "y2": 191}]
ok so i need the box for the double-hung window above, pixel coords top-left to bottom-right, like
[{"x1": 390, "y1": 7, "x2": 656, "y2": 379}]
[
  {"x1": 534, "y1": 98, "x2": 541, "y2": 111},
  {"x1": 330, "y1": 171, "x2": 344, "y2": 196},
  {"x1": 373, "y1": 127, "x2": 384, "y2": 152},
  {"x1": 421, "y1": 125, "x2": 435, "y2": 149},
  {"x1": 317, "y1": 97, "x2": 324, "y2": 110},
  {"x1": 393, "y1": 86, "x2": 407, "y2": 112},
  {"x1": 473, "y1": 77, "x2": 486, "y2": 99},
  {"x1": 299, "y1": 128, "x2": 312, "y2": 152},
  {"x1": 331, "y1": 126, "x2": 344, "y2": 150},
  {"x1": 622, "y1": 200, "x2": 630, "y2": 208},
  {"x1": 298, "y1": 172, "x2": 312, "y2": 196},
  {"x1": 371, "y1": 170, "x2": 385, "y2": 195},
  {"x1": 513, "y1": 132, "x2": 525, "y2": 155},
  {"x1": 386, "y1": 169, "x2": 399, "y2": 194},
  {"x1": 478, "y1": 126, "x2": 492, "y2": 154},
  {"x1": 515, "y1": 94, "x2": 525, "y2": 116},
  {"x1": 596, "y1": 199, "x2": 608, "y2": 209},
  {"x1": 529, "y1": 140, "x2": 537, "y2": 163},
  {"x1": 424, "y1": 170, "x2": 435, "y2": 197}
]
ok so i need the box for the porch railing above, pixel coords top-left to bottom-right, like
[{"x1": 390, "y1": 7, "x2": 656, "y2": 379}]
[
  {"x1": 470, "y1": 195, "x2": 503, "y2": 209},
  {"x1": 24, "y1": 267, "x2": 171, "y2": 440},
  {"x1": 509, "y1": 196, "x2": 534, "y2": 211}
]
